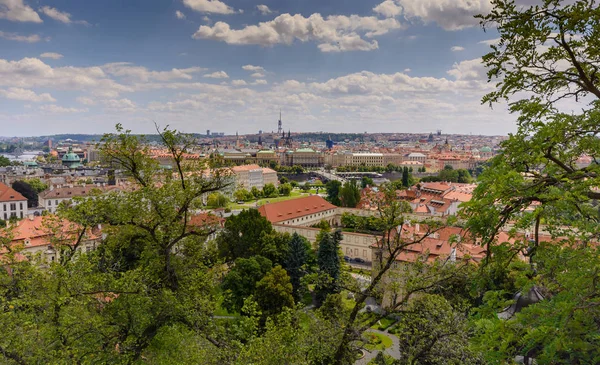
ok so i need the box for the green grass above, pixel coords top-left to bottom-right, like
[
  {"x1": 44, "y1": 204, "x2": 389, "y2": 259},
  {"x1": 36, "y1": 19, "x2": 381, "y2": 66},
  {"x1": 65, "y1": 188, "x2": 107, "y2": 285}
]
[
  {"x1": 363, "y1": 332, "x2": 393, "y2": 351},
  {"x1": 227, "y1": 191, "x2": 306, "y2": 209},
  {"x1": 371, "y1": 317, "x2": 396, "y2": 331}
]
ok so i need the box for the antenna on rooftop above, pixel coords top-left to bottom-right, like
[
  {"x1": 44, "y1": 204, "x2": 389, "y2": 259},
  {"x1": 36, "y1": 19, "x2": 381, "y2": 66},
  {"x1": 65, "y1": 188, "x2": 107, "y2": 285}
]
[{"x1": 277, "y1": 109, "x2": 283, "y2": 135}]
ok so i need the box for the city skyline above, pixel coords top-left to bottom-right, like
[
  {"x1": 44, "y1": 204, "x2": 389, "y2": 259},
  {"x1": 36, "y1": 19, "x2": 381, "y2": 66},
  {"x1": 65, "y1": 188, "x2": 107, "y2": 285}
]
[{"x1": 1, "y1": 0, "x2": 524, "y2": 136}]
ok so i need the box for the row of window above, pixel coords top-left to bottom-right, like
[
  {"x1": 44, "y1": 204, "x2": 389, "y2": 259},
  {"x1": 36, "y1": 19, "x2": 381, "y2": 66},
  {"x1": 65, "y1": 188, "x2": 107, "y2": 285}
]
[
  {"x1": 3, "y1": 212, "x2": 23, "y2": 219},
  {"x1": 3, "y1": 203, "x2": 23, "y2": 211},
  {"x1": 345, "y1": 247, "x2": 368, "y2": 257},
  {"x1": 286, "y1": 210, "x2": 333, "y2": 225}
]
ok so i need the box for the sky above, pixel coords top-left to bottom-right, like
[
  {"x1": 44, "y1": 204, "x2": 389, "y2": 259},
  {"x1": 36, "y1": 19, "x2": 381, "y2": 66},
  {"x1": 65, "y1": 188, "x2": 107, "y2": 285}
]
[{"x1": 0, "y1": 0, "x2": 518, "y2": 137}]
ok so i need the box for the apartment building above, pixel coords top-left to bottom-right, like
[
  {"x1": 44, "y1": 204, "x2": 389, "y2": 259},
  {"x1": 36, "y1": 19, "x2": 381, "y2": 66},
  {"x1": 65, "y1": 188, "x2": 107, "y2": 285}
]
[
  {"x1": 0, "y1": 182, "x2": 28, "y2": 220},
  {"x1": 230, "y1": 164, "x2": 278, "y2": 190}
]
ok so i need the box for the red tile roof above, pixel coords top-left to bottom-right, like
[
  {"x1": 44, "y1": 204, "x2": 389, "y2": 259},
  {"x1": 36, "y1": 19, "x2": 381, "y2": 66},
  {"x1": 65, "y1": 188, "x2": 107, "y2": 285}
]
[
  {"x1": 258, "y1": 195, "x2": 336, "y2": 223},
  {"x1": 0, "y1": 182, "x2": 26, "y2": 203}
]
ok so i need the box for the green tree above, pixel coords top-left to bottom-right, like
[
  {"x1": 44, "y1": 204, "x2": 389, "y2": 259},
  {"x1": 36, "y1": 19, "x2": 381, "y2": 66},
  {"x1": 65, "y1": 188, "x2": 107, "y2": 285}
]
[
  {"x1": 340, "y1": 180, "x2": 361, "y2": 208},
  {"x1": 326, "y1": 180, "x2": 342, "y2": 206},
  {"x1": 284, "y1": 232, "x2": 312, "y2": 302},
  {"x1": 315, "y1": 229, "x2": 342, "y2": 307},
  {"x1": 251, "y1": 186, "x2": 262, "y2": 199},
  {"x1": 279, "y1": 176, "x2": 288, "y2": 184},
  {"x1": 402, "y1": 167, "x2": 410, "y2": 187},
  {"x1": 255, "y1": 265, "x2": 295, "y2": 319},
  {"x1": 234, "y1": 189, "x2": 252, "y2": 202},
  {"x1": 278, "y1": 182, "x2": 292, "y2": 196},
  {"x1": 456, "y1": 169, "x2": 472, "y2": 183},
  {"x1": 222, "y1": 256, "x2": 273, "y2": 313},
  {"x1": 217, "y1": 209, "x2": 273, "y2": 262},
  {"x1": 262, "y1": 183, "x2": 278, "y2": 198},
  {"x1": 0, "y1": 155, "x2": 10, "y2": 167},
  {"x1": 11, "y1": 180, "x2": 38, "y2": 207},
  {"x1": 26, "y1": 178, "x2": 48, "y2": 193},
  {"x1": 361, "y1": 176, "x2": 374, "y2": 188},
  {"x1": 207, "y1": 192, "x2": 229, "y2": 208}
]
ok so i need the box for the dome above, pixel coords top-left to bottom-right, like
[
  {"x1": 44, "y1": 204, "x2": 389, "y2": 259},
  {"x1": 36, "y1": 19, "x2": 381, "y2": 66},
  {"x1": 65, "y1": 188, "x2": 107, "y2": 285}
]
[
  {"x1": 480, "y1": 146, "x2": 492, "y2": 153},
  {"x1": 62, "y1": 147, "x2": 81, "y2": 168}
]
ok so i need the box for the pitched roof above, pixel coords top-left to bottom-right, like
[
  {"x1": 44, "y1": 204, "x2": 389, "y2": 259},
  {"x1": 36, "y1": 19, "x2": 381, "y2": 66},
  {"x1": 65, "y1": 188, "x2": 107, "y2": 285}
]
[
  {"x1": 0, "y1": 182, "x2": 27, "y2": 202},
  {"x1": 258, "y1": 195, "x2": 336, "y2": 223},
  {"x1": 231, "y1": 164, "x2": 262, "y2": 172},
  {"x1": 39, "y1": 185, "x2": 119, "y2": 199}
]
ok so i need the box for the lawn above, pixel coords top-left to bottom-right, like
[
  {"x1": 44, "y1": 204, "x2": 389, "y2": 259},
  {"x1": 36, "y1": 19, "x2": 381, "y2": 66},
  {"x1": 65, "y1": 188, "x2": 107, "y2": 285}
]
[
  {"x1": 227, "y1": 190, "x2": 316, "y2": 209},
  {"x1": 363, "y1": 332, "x2": 393, "y2": 351},
  {"x1": 371, "y1": 317, "x2": 397, "y2": 331}
]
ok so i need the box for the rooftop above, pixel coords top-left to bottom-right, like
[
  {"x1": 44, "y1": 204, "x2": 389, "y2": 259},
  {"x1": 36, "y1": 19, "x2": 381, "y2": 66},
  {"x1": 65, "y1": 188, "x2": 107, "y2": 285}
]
[
  {"x1": 0, "y1": 182, "x2": 27, "y2": 203},
  {"x1": 258, "y1": 195, "x2": 336, "y2": 223}
]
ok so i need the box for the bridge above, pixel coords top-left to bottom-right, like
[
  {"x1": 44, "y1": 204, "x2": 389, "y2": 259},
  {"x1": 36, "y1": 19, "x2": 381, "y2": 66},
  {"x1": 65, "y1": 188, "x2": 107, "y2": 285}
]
[
  {"x1": 313, "y1": 169, "x2": 347, "y2": 183},
  {"x1": 335, "y1": 171, "x2": 383, "y2": 179}
]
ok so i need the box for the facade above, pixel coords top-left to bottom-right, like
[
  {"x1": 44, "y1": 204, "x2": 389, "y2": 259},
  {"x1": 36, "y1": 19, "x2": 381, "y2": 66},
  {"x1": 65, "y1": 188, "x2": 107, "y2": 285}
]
[
  {"x1": 258, "y1": 195, "x2": 338, "y2": 227},
  {"x1": 39, "y1": 184, "x2": 120, "y2": 213},
  {"x1": 231, "y1": 164, "x2": 278, "y2": 190},
  {"x1": 5, "y1": 215, "x2": 101, "y2": 264},
  {"x1": 282, "y1": 148, "x2": 324, "y2": 167},
  {"x1": 0, "y1": 182, "x2": 28, "y2": 220}
]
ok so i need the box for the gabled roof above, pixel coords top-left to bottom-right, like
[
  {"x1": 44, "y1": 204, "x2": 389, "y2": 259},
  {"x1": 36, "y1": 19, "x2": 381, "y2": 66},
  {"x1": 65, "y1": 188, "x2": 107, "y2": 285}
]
[
  {"x1": 0, "y1": 182, "x2": 27, "y2": 203},
  {"x1": 258, "y1": 195, "x2": 336, "y2": 223}
]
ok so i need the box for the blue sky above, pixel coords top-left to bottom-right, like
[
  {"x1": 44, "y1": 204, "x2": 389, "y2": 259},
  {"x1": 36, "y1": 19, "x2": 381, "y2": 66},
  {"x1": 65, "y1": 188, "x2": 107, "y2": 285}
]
[{"x1": 0, "y1": 0, "x2": 515, "y2": 136}]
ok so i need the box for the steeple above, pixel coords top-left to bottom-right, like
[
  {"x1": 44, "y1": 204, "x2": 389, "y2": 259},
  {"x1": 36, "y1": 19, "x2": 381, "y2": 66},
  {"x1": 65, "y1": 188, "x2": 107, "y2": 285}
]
[{"x1": 277, "y1": 110, "x2": 283, "y2": 135}]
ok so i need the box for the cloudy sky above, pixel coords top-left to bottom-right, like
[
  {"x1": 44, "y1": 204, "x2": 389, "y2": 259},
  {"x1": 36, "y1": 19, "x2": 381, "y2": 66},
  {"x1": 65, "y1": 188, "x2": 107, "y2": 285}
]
[{"x1": 0, "y1": 0, "x2": 516, "y2": 137}]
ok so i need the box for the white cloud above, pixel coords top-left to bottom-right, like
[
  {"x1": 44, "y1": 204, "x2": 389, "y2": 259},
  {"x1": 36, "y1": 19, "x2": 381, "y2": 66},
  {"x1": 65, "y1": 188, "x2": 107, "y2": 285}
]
[
  {"x1": 0, "y1": 31, "x2": 41, "y2": 43},
  {"x1": 0, "y1": 0, "x2": 42, "y2": 23},
  {"x1": 479, "y1": 38, "x2": 501, "y2": 46},
  {"x1": 202, "y1": 15, "x2": 212, "y2": 23},
  {"x1": 203, "y1": 71, "x2": 229, "y2": 79},
  {"x1": 398, "y1": 0, "x2": 492, "y2": 31},
  {"x1": 404, "y1": 68, "x2": 411, "y2": 72},
  {"x1": 193, "y1": 13, "x2": 403, "y2": 52},
  {"x1": 40, "y1": 104, "x2": 87, "y2": 113},
  {"x1": 256, "y1": 4, "x2": 272, "y2": 15},
  {"x1": 183, "y1": 0, "x2": 236, "y2": 14},
  {"x1": 102, "y1": 98, "x2": 136, "y2": 110},
  {"x1": 0, "y1": 87, "x2": 55, "y2": 102},
  {"x1": 102, "y1": 62, "x2": 204, "y2": 82},
  {"x1": 76, "y1": 96, "x2": 96, "y2": 106},
  {"x1": 231, "y1": 79, "x2": 247, "y2": 86},
  {"x1": 242, "y1": 65, "x2": 265, "y2": 72},
  {"x1": 252, "y1": 79, "x2": 268, "y2": 85},
  {"x1": 447, "y1": 58, "x2": 486, "y2": 81},
  {"x1": 39, "y1": 6, "x2": 89, "y2": 25},
  {"x1": 250, "y1": 72, "x2": 265, "y2": 78},
  {"x1": 175, "y1": 10, "x2": 186, "y2": 19},
  {"x1": 40, "y1": 52, "x2": 64, "y2": 59},
  {"x1": 451, "y1": 46, "x2": 465, "y2": 52},
  {"x1": 373, "y1": 0, "x2": 402, "y2": 18}
]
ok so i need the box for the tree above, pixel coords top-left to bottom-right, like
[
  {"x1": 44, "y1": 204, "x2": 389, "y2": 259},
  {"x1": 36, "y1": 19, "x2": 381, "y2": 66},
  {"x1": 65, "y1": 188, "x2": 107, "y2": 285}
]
[
  {"x1": 217, "y1": 209, "x2": 273, "y2": 262},
  {"x1": 262, "y1": 183, "x2": 277, "y2": 198},
  {"x1": 250, "y1": 186, "x2": 262, "y2": 200},
  {"x1": 402, "y1": 167, "x2": 410, "y2": 187},
  {"x1": 460, "y1": 0, "x2": 600, "y2": 362},
  {"x1": 234, "y1": 189, "x2": 252, "y2": 202},
  {"x1": 26, "y1": 178, "x2": 48, "y2": 193},
  {"x1": 278, "y1": 182, "x2": 292, "y2": 196},
  {"x1": 315, "y1": 229, "x2": 342, "y2": 307},
  {"x1": 0, "y1": 155, "x2": 10, "y2": 167},
  {"x1": 222, "y1": 256, "x2": 273, "y2": 313},
  {"x1": 326, "y1": 180, "x2": 342, "y2": 206},
  {"x1": 11, "y1": 180, "x2": 38, "y2": 207},
  {"x1": 340, "y1": 180, "x2": 361, "y2": 208},
  {"x1": 361, "y1": 176, "x2": 374, "y2": 188},
  {"x1": 255, "y1": 265, "x2": 295, "y2": 319},
  {"x1": 284, "y1": 233, "x2": 312, "y2": 302},
  {"x1": 279, "y1": 176, "x2": 288, "y2": 184},
  {"x1": 207, "y1": 192, "x2": 229, "y2": 208},
  {"x1": 394, "y1": 294, "x2": 481, "y2": 365},
  {"x1": 457, "y1": 169, "x2": 472, "y2": 183}
]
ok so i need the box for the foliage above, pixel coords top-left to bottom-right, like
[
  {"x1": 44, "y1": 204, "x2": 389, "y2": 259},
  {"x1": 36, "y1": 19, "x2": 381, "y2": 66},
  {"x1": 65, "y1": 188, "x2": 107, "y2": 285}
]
[
  {"x1": 326, "y1": 180, "x2": 342, "y2": 206},
  {"x1": 340, "y1": 180, "x2": 361, "y2": 208},
  {"x1": 25, "y1": 178, "x2": 48, "y2": 193},
  {"x1": 361, "y1": 176, "x2": 374, "y2": 188},
  {"x1": 315, "y1": 229, "x2": 342, "y2": 307},
  {"x1": 207, "y1": 192, "x2": 229, "y2": 208},
  {"x1": 340, "y1": 213, "x2": 386, "y2": 233},
  {"x1": 0, "y1": 155, "x2": 10, "y2": 167},
  {"x1": 255, "y1": 265, "x2": 295, "y2": 319},
  {"x1": 234, "y1": 189, "x2": 253, "y2": 202},
  {"x1": 262, "y1": 183, "x2": 278, "y2": 198},
  {"x1": 278, "y1": 182, "x2": 292, "y2": 196},
  {"x1": 221, "y1": 256, "x2": 273, "y2": 313},
  {"x1": 11, "y1": 180, "x2": 38, "y2": 208},
  {"x1": 216, "y1": 209, "x2": 274, "y2": 262},
  {"x1": 284, "y1": 232, "x2": 313, "y2": 302}
]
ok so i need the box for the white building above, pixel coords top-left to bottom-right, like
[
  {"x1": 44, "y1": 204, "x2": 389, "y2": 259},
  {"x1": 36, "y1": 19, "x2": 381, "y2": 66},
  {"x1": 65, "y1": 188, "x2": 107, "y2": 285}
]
[
  {"x1": 39, "y1": 184, "x2": 120, "y2": 213},
  {"x1": 0, "y1": 182, "x2": 28, "y2": 220},
  {"x1": 230, "y1": 164, "x2": 278, "y2": 190}
]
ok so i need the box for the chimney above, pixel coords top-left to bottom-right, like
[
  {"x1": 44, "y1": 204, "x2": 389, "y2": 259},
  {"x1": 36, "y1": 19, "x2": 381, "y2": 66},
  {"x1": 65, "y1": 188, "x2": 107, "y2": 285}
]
[{"x1": 27, "y1": 214, "x2": 34, "y2": 221}]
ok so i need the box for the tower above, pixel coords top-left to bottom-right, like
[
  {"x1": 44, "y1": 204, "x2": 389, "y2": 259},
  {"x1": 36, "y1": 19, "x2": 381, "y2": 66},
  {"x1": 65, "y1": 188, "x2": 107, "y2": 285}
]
[{"x1": 277, "y1": 110, "x2": 283, "y2": 135}]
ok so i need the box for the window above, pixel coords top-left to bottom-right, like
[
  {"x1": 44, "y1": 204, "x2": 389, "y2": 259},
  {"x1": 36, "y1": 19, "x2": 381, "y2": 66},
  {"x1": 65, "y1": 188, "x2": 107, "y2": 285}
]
[
  {"x1": 10, "y1": 203, "x2": 15, "y2": 211},
  {"x1": 19, "y1": 202, "x2": 23, "y2": 210},
  {"x1": 55, "y1": 200, "x2": 59, "y2": 205},
  {"x1": 363, "y1": 250, "x2": 367, "y2": 257},
  {"x1": 20, "y1": 212, "x2": 23, "y2": 219},
  {"x1": 48, "y1": 201, "x2": 51, "y2": 206},
  {"x1": 355, "y1": 248, "x2": 359, "y2": 256}
]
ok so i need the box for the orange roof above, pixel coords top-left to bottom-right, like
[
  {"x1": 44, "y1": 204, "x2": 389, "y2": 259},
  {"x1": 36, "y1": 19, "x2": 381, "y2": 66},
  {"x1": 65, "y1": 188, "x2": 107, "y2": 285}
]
[
  {"x1": 258, "y1": 195, "x2": 336, "y2": 223},
  {"x1": 231, "y1": 164, "x2": 262, "y2": 172},
  {"x1": 0, "y1": 182, "x2": 26, "y2": 203},
  {"x1": 7, "y1": 215, "x2": 99, "y2": 249}
]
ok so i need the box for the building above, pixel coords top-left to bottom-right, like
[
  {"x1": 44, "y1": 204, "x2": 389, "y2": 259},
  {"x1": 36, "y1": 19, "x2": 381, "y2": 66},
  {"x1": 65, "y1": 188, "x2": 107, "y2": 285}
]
[
  {"x1": 397, "y1": 182, "x2": 474, "y2": 217},
  {"x1": 62, "y1": 147, "x2": 82, "y2": 169},
  {"x1": 3, "y1": 215, "x2": 101, "y2": 264},
  {"x1": 258, "y1": 195, "x2": 338, "y2": 227},
  {"x1": 39, "y1": 184, "x2": 120, "y2": 213},
  {"x1": 230, "y1": 164, "x2": 278, "y2": 190},
  {"x1": 0, "y1": 182, "x2": 28, "y2": 220},
  {"x1": 282, "y1": 148, "x2": 324, "y2": 167}
]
